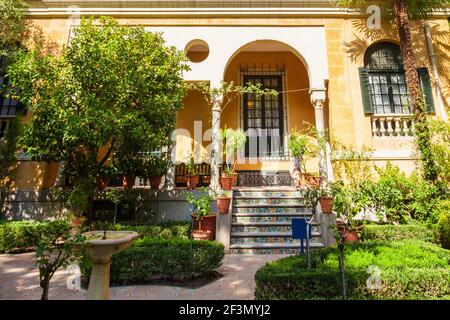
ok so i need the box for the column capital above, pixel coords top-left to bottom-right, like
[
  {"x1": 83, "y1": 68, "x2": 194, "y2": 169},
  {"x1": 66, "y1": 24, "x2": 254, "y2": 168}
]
[{"x1": 310, "y1": 88, "x2": 327, "y2": 106}]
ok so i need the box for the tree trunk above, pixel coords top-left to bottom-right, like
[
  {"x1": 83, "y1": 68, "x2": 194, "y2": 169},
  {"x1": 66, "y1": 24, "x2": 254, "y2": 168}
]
[
  {"x1": 40, "y1": 276, "x2": 50, "y2": 300},
  {"x1": 391, "y1": 0, "x2": 422, "y2": 112},
  {"x1": 391, "y1": 0, "x2": 438, "y2": 181},
  {"x1": 87, "y1": 194, "x2": 94, "y2": 231}
]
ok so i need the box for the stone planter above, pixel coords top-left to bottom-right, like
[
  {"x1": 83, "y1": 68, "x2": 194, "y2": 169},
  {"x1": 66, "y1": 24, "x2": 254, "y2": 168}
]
[
  {"x1": 192, "y1": 229, "x2": 211, "y2": 241},
  {"x1": 83, "y1": 231, "x2": 138, "y2": 300}
]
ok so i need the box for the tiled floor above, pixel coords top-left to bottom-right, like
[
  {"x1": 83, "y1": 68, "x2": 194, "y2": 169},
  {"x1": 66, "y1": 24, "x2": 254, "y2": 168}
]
[{"x1": 0, "y1": 253, "x2": 286, "y2": 300}]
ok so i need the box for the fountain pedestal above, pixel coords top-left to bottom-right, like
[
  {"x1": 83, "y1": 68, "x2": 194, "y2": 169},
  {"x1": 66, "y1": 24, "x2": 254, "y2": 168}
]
[{"x1": 83, "y1": 231, "x2": 138, "y2": 300}]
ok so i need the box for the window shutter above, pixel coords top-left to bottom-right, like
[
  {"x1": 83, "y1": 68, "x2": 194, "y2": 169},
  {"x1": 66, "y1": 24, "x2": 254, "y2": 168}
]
[
  {"x1": 418, "y1": 67, "x2": 435, "y2": 113},
  {"x1": 358, "y1": 67, "x2": 374, "y2": 114}
]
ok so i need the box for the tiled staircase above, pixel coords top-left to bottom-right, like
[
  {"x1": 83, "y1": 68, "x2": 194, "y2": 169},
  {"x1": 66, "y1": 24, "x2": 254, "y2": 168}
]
[{"x1": 230, "y1": 188, "x2": 325, "y2": 254}]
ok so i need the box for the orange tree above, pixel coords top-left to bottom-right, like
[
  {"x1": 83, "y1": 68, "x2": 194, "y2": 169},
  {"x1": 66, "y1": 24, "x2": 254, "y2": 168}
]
[{"x1": 7, "y1": 17, "x2": 189, "y2": 225}]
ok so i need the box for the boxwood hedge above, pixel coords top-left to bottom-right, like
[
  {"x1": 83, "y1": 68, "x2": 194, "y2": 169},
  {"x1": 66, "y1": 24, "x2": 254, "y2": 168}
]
[
  {"x1": 255, "y1": 240, "x2": 450, "y2": 300},
  {"x1": 0, "y1": 220, "x2": 71, "y2": 253},
  {"x1": 361, "y1": 223, "x2": 436, "y2": 243},
  {"x1": 107, "y1": 237, "x2": 225, "y2": 284},
  {"x1": 104, "y1": 221, "x2": 191, "y2": 240}
]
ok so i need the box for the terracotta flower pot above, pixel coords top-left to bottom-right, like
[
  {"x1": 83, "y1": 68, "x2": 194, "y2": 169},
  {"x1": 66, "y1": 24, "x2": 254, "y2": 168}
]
[
  {"x1": 192, "y1": 229, "x2": 212, "y2": 241},
  {"x1": 192, "y1": 214, "x2": 216, "y2": 240},
  {"x1": 149, "y1": 175, "x2": 163, "y2": 190},
  {"x1": 337, "y1": 224, "x2": 362, "y2": 243},
  {"x1": 186, "y1": 175, "x2": 200, "y2": 190},
  {"x1": 122, "y1": 175, "x2": 135, "y2": 189},
  {"x1": 303, "y1": 173, "x2": 321, "y2": 188},
  {"x1": 97, "y1": 177, "x2": 110, "y2": 190},
  {"x1": 220, "y1": 176, "x2": 233, "y2": 190},
  {"x1": 232, "y1": 173, "x2": 238, "y2": 186},
  {"x1": 319, "y1": 197, "x2": 334, "y2": 214},
  {"x1": 217, "y1": 197, "x2": 231, "y2": 214}
]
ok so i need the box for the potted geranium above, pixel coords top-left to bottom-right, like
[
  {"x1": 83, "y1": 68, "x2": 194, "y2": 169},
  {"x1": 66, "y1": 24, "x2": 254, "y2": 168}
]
[
  {"x1": 220, "y1": 128, "x2": 247, "y2": 186},
  {"x1": 144, "y1": 153, "x2": 170, "y2": 190},
  {"x1": 216, "y1": 190, "x2": 232, "y2": 214},
  {"x1": 184, "y1": 187, "x2": 216, "y2": 240},
  {"x1": 185, "y1": 157, "x2": 199, "y2": 190}
]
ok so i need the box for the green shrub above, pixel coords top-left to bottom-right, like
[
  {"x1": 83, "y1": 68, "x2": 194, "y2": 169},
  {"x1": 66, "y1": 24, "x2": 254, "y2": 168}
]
[
  {"x1": 108, "y1": 238, "x2": 224, "y2": 284},
  {"x1": 437, "y1": 201, "x2": 450, "y2": 249},
  {"x1": 363, "y1": 163, "x2": 444, "y2": 224},
  {"x1": 107, "y1": 221, "x2": 191, "y2": 240},
  {"x1": 361, "y1": 223, "x2": 436, "y2": 243},
  {"x1": 255, "y1": 240, "x2": 450, "y2": 300},
  {"x1": 0, "y1": 220, "x2": 71, "y2": 253}
]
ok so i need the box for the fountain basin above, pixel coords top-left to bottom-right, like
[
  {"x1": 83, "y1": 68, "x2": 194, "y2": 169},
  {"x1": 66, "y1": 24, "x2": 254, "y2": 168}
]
[{"x1": 83, "y1": 230, "x2": 138, "y2": 300}]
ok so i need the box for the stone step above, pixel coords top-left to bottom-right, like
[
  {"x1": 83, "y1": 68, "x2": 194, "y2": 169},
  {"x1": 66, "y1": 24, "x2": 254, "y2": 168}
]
[
  {"x1": 233, "y1": 206, "x2": 312, "y2": 214},
  {"x1": 233, "y1": 203, "x2": 307, "y2": 208},
  {"x1": 232, "y1": 215, "x2": 315, "y2": 224},
  {"x1": 231, "y1": 231, "x2": 322, "y2": 238},
  {"x1": 231, "y1": 223, "x2": 320, "y2": 234},
  {"x1": 229, "y1": 242, "x2": 325, "y2": 254},
  {"x1": 233, "y1": 200, "x2": 307, "y2": 207},
  {"x1": 233, "y1": 190, "x2": 304, "y2": 198}
]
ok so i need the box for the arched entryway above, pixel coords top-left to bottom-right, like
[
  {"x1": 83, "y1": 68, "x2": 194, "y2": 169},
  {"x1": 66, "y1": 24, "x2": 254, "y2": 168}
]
[{"x1": 222, "y1": 40, "x2": 317, "y2": 186}]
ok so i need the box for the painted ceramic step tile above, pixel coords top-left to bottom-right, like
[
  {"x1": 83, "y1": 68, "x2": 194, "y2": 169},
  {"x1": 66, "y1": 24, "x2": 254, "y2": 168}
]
[
  {"x1": 229, "y1": 248, "x2": 321, "y2": 254},
  {"x1": 233, "y1": 198, "x2": 306, "y2": 206},
  {"x1": 231, "y1": 224, "x2": 320, "y2": 233},
  {"x1": 230, "y1": 235, "x2": 322, "y2": 245},
  {"x1": 233, "y1": 206, "x2": 311, "y2": 214},
  {"x1": 233, "y1": 191, "x2": 305, "y2": 198},
  {"x1": 232, "y1": 215, "x2": 314, "y2": 223}
]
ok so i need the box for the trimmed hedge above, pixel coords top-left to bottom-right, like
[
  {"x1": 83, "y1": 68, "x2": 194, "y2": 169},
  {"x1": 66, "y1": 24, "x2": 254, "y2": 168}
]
[
  {"x1": 107, "y1": 221, "x2": 191, "y2": 240},
  {"x1": 108, "y1": 237, "x2": 225, "y2": 284},
  {"x1": 0, "y1": 220, "x2": 71, "y2": 253},
  {"x1": 361, "y1": 223, "x2": 436, "y2": 243},
  {"x1": 255, "y1": 240, "x2": 450, "y2": 300}
]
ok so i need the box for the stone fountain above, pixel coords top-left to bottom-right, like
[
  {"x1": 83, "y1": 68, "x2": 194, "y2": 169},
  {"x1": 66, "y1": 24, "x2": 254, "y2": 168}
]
[{"x1": 83, "y1": 230, "x2": 138, "y2": 300}]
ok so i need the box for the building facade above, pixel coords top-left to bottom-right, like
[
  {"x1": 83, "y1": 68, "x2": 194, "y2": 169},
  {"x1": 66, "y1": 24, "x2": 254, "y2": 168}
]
[{"x1": 1, "y1": 1, "x2": 449, "y2": 222}]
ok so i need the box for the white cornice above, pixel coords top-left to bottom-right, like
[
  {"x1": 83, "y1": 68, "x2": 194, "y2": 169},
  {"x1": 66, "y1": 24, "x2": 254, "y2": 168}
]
[{"x1": 25, "y1": 1, "x2": 450, "y2": 18}]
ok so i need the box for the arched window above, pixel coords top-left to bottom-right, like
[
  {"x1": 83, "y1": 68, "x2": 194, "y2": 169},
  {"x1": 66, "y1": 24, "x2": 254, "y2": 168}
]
[
  {"x1": 364, "y1": 42, "x2": 410, "y2": 115},
  {"x1": 359, "y1": 42, "x2": 435, "y2": 115}
]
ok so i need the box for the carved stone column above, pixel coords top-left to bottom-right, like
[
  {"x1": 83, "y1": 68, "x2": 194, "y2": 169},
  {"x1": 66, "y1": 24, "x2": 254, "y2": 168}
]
[
  {"x1": 310, "y1": 89, "x2": 333, "y2": 184},
  {"x1": 210, "y1": 95, "x2": 223, "y2": 191}
]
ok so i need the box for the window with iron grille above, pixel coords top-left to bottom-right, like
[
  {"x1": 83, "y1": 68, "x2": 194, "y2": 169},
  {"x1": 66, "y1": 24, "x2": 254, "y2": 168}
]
[
  {"x1": 365, "y1": 42, "x2": 411, "y2": 115},
  {"x1": 240, "y1": 68, "x2": 287, "y2": 158},
  {"x1": 0, "y1": 75, "x2": 21, "y2": 139},
  {"x1": 359, "y1": 42, "x2": 435, "y2": 115}
]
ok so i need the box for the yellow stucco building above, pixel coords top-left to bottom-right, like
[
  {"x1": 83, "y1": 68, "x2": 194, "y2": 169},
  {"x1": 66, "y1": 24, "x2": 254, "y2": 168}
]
[{"x1": 1, "y1": 1, "x2": 449, "y2": 228}]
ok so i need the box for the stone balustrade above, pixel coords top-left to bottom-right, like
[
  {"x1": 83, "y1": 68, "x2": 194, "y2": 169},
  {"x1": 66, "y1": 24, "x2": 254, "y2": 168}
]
[{"x1": 371, "y1": 115, "x2": 415, "y2": 137}]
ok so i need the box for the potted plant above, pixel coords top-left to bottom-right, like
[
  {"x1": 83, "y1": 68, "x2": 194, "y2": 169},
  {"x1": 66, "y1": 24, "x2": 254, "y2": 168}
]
[
  {"x1": 288, "y1": 130, "x2": 319, "y2": 187},
  {"x1": 144, "y1": 153, "x2": 170, "y2": 190},
  {"x1": 96, "y1": 165, "x2": 116, "y2": 190},
  {"x1": 185, "y1": 157, "x2": 199, "y2": 190},
  {"x1": 184, "y1": 187, "x2": 216, "y2": 240},
  {"x1": 220, "y1": 128, "x2": 247, "y2": 186},
  {"x1": 331, "y1": 182, "x2": 369, "y2": 242},
  {"x1": 220, "y1": 166, "x2": 234, "y2": 190},
  {"x1": 216, "y1": 190, "x2": 232, "y2": 214},
  {"x1": 318, "y1": 185, "x2": 334, "y2": 214}
]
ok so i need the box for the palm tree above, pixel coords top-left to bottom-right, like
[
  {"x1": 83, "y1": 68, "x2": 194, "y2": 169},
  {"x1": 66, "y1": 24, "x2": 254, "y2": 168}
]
[{"x1": 334, "y1": 0, "x2": 449, "y2": 181}]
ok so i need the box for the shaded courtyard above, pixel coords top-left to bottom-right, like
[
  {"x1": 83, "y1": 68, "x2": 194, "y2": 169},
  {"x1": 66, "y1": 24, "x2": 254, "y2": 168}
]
[{"x1": 0, "y1": 253, "x2": 285, "y2": 300}]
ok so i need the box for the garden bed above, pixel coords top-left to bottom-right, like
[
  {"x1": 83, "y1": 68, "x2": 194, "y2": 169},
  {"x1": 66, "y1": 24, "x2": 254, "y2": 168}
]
[
  {"x1": 82, "y1": 237, "x2": 225, "y2": 287},
  {"x1": 255, "y1": 240, "x2": 450, "y2": 300}
]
